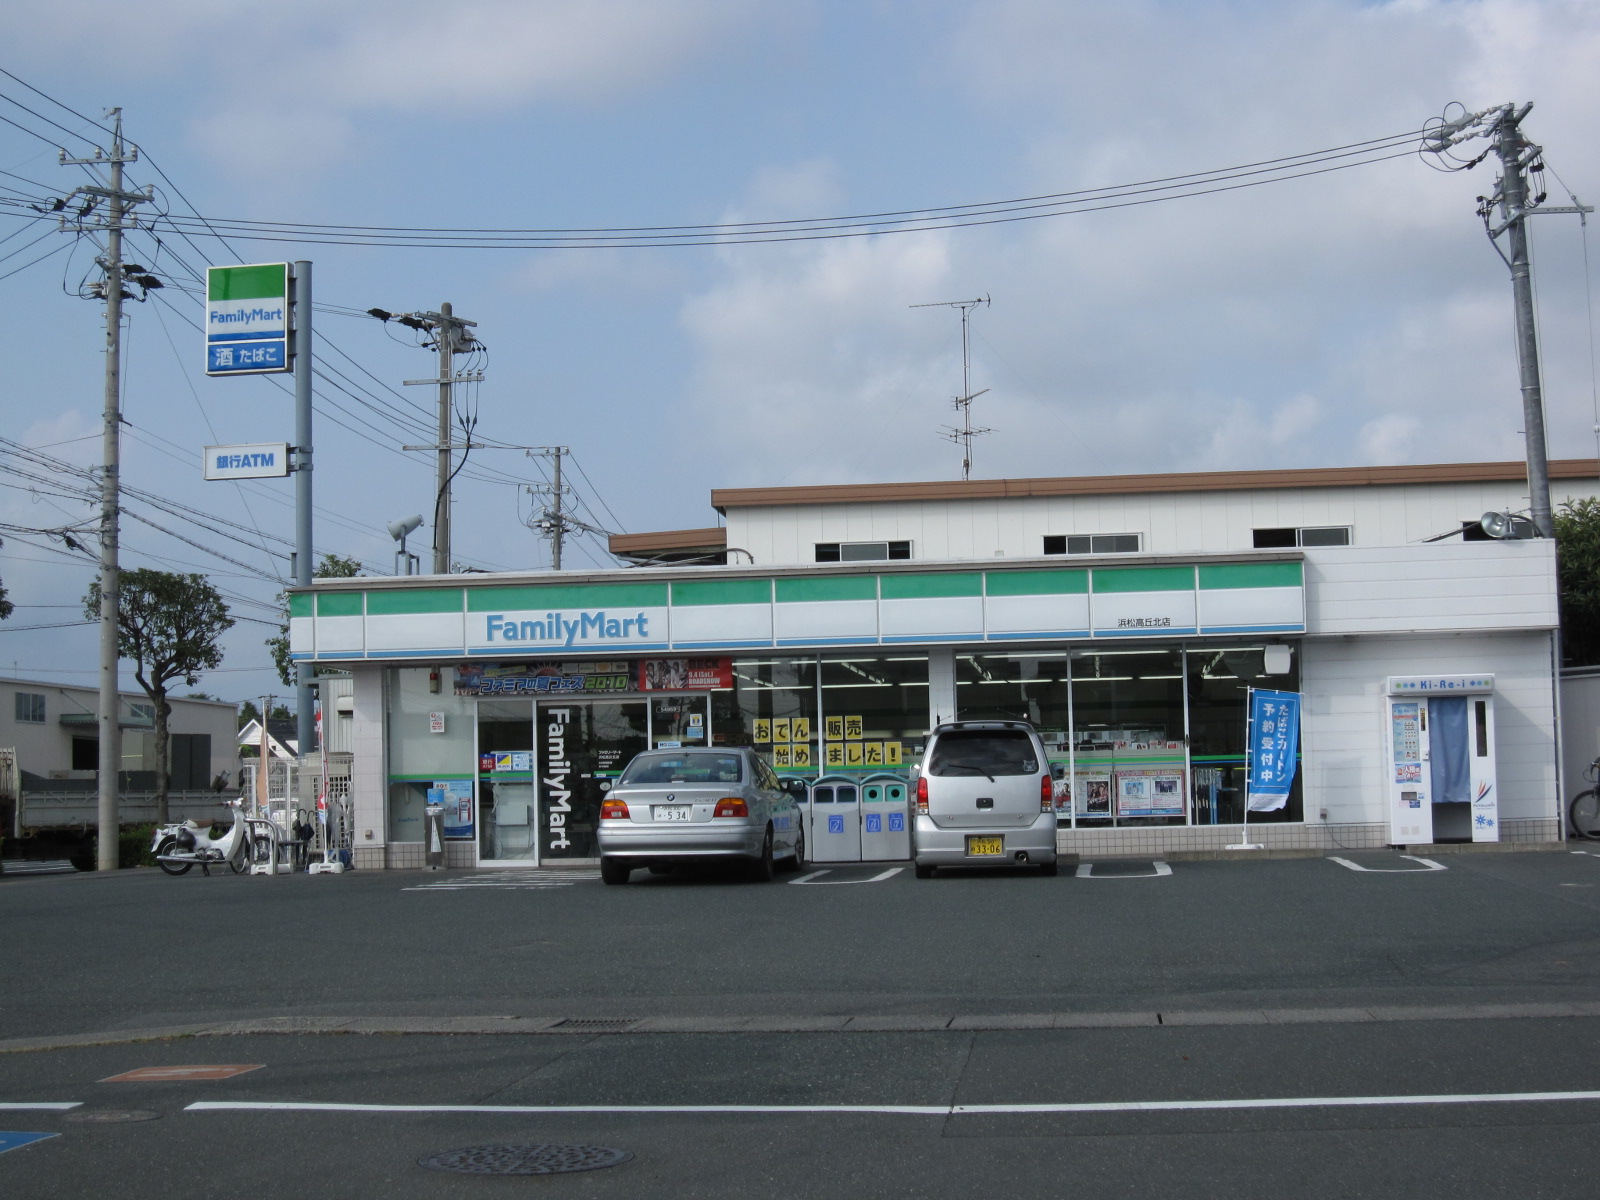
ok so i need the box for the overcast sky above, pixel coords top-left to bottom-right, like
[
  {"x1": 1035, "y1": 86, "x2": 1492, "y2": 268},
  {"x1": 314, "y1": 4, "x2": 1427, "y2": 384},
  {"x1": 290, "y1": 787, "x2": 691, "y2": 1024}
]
[{"x1": 2, "y1": 0, "x2": 1598, "y2": 706}]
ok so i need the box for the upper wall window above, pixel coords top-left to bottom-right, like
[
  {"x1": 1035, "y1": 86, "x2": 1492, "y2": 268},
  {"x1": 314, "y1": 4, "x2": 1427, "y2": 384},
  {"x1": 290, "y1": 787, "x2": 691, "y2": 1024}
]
[
  {"x1": 1043, "y1": 534, "x2": 1142, "y2": 556},
  {"x1": 130, "y1": 703, "x2": 155, "y2": 722},
  {"x1": 1252, "y1": 526, "x2": 1351, "y2": 549},
  {"x1": 14, "y1": 692, "x2": 45, "y2": 723},
  {"x1": 815, "y1": 541, "x2": 911, "y2": 563}
]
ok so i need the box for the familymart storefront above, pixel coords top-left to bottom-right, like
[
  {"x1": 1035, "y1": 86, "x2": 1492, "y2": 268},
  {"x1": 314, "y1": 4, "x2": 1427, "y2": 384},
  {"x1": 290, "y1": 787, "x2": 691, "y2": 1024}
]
[{"x1": 295, "y1": 552, "x2": 1414, "y2": 868}]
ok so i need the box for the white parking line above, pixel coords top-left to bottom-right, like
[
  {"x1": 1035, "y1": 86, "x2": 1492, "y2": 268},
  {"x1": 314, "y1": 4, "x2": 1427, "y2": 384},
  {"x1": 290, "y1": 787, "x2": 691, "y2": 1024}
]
[
  {"x1": 0, "y1": 1103, "x2": 82, "y2": 1111},
  {"x1": 1572, "y1": 850, "x2": 1600, "y2": 857},
  {"x1": 790, "y1": 867, "x2": 905, "y2": 885},
  {"x1": 403, "y1": 870, "x2": 600, "y2": 891},
  {"x1": 1329, "y1": 856, "x2": 1446, "y2": 873},
  {"x1": 1075, "y1": 862, "x2": 1172, "y2": 879},
  {"x1": 188, "y1": 1088, "x2": 1600, "y2": 1117}
]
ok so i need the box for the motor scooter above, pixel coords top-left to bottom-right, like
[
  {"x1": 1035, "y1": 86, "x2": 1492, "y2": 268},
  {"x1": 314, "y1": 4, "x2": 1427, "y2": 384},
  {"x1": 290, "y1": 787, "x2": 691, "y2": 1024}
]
[{"x1": 152, "y1": 802, "x2": 251, "y2": 876}]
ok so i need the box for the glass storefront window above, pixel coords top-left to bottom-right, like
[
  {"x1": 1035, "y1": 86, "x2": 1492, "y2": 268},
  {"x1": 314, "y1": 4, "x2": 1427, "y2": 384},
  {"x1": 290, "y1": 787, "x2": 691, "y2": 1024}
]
[
  {"x1": 1186, "y1": 643, "x2": 1301, "y2": 824},
  {"x1": 818, "y1": 655, "x2": 928, "y2": 775},
  {"x1": 1070, "y1": 647, "x2": 1187, "y2": 825},
  {"x1": 717, "y1": 657, "x2": 819, "y2": 773},
  {"x1": 478, "y1": 699, "x2": 535, "y2": 861}
]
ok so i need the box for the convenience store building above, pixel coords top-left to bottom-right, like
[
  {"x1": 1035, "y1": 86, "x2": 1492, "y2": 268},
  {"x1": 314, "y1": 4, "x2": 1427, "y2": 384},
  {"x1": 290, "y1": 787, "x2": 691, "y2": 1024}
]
[{"x1": 290, "y1": 459, "x2": 1596, "y2": 868}]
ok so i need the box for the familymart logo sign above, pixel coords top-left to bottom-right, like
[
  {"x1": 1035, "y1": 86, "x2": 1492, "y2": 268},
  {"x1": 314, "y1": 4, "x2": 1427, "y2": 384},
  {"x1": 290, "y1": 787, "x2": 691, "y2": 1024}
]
[
  {"x1": 483, "y1": 609, "x2": 658, "y2": 648},
  {"x1": 206, "y1": 263, "x2": 290, "y2": 375}
]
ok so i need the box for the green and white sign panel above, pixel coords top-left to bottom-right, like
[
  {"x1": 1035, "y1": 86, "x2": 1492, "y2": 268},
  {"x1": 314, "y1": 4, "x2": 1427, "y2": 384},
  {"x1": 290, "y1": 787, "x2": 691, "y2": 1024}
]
[
  {"x1": 206, "y1": 262, "x2": 290, "y2": 375},
  {"x1": 289, "y1": 561, "x2": 1305, "y2": 663}
]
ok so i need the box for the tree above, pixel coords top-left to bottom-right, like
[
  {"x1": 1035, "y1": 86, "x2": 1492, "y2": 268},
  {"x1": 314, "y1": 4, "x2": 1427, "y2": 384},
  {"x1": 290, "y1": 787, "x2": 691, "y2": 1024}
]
[
  {"x1": 83, "y1": 569, "x2": 234, "y2": 824},
  {"x1": 1556, "y1": 498, "x2": 1600, "y2": 667},
  {"x1": 268, "y1": 553, "x2": 363, "y2": 686},
  {"x1": 0, "y1": 535, "x2": 13, "y2": 621}
]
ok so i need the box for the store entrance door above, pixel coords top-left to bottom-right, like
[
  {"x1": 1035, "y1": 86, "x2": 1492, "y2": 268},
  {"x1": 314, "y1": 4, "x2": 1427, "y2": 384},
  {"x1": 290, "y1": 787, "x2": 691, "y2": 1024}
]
[
  {"x1": 650, "y1": 694, "x2": 710, "y2": 749},
  {"x1": 535, "y1": 699, "x2": 648, "y2": 861}
]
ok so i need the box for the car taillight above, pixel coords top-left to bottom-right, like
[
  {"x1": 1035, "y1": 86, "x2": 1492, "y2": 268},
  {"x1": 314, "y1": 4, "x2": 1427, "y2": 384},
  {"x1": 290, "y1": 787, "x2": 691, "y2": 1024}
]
[
  {"x1": 916, "y1": 776, "x2": 928, "y2": 814},
  {"x1": 600, "y1": 799, "x2": 630, "y2": 820},
  {"x1": 1041, "y1": 775, "x2": 1054, "y2": 813},
  {"x1": 713, "y1": 797, "x2": 748, "y2": 818}
]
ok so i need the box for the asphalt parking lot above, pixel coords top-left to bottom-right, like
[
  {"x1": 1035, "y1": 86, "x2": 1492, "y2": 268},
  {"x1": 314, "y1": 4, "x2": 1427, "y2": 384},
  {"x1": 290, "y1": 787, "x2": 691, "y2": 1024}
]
[{"x1": 5, "y1": 849, "x2": 1600, "y2": 1197}]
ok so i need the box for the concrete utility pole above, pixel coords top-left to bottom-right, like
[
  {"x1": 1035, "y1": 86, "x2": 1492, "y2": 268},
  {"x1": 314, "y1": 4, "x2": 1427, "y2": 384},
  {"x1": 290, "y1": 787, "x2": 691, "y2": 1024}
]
[
  {"x1": 1431, "y1": 103, "x2": 1593, "y2": 538},
  {"x1": 292, "y1": 262, "x2": 315, "y2": 765},
  {"x1": 527, "y1": 447, "x2": 570, "y2": 569},
  {"x1": 395, "y1": 305, "x2": 480, "y2": 573},
  {"x1": 62, "y1": 110, "x2": 150, "y2": 871}
]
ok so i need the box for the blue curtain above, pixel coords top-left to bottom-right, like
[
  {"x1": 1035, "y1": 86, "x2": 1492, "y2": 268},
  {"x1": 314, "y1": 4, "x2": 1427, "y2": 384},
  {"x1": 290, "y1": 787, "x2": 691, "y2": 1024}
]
[{"x1": 1429, "y1": 697, "x2": 1470, "y2": 804}]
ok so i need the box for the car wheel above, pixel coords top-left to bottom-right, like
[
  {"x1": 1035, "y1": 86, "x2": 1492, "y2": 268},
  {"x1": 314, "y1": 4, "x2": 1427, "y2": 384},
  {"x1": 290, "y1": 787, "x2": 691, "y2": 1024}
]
[
  {"x1": 747, "y1": 826, "x2": 776, "y2": 882},
  {"x1": 600, "y1": 858, "x2": 632, "y2": 885},
  {"x1": 779, "y1": 825, "x2": 806, "y2": 873},
  {"x1": 914, "y1": 862, "x2": 934, "y2": 879}
]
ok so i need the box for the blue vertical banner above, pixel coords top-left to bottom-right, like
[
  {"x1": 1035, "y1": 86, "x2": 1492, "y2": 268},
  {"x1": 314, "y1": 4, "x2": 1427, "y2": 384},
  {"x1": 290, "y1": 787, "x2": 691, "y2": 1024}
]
[{"x1": 1246, "y1": 688, "x2": 1301, "y2": 812}]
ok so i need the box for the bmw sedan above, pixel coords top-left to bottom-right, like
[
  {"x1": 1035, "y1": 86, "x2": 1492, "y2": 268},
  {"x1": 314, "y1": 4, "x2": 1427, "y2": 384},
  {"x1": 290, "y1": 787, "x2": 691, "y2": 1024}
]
[{"x1": 597, "y1": 746, "x2": 806, "y2": 884}]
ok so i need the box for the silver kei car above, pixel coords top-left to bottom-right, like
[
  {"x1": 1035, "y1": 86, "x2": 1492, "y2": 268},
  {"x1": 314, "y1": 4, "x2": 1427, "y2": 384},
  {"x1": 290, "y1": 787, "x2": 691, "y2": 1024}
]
[
  {"x1": 912, "y1": 720, "x2": 1059, "y2": 877},
  {"x1": 597, "y1": 746, "x2": 806, "y2": 884}
]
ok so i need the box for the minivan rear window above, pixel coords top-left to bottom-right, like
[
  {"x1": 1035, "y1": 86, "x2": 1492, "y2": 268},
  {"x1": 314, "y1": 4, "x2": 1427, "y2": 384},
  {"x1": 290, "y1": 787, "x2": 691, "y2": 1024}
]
[
  {"x1": 621, "y1": 753, "x2": 744, "y2": 785},
  {"x1": 927, "y1": 730, "x2": 1038, "y2": 777}
]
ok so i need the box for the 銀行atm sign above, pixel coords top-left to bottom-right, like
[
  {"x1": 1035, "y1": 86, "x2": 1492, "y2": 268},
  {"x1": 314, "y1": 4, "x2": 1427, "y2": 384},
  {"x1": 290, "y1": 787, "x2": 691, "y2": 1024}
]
[{"x1": 206, "y1": 263, "x2": 290, "y2": 375}]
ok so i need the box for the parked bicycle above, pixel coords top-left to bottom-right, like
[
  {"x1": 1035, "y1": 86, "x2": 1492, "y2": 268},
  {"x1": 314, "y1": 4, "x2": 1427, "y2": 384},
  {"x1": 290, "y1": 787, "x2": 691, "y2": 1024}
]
[{"x1": 1570, "y1": 757, "x2": 1600, "y2": 840}]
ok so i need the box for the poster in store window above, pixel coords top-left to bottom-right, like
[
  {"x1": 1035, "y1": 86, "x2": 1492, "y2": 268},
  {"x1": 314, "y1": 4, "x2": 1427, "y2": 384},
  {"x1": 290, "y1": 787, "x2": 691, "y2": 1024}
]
[
  {"x1": 1077, "y1": 772, "x2": 1112, "y2": 815},
  {"x1": 428, "y1": 779, "x2": 475, "y2": 840},
  {"x1": 1115, "y1": 769, "x2": 1185, "y2": 818}
]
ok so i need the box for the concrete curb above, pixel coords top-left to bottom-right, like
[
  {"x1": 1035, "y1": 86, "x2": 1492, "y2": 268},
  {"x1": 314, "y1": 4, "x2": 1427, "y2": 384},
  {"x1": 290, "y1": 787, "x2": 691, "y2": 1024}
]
[{"x1": 7, "y1": 1000, "x2": 1600, "y2": 1054}]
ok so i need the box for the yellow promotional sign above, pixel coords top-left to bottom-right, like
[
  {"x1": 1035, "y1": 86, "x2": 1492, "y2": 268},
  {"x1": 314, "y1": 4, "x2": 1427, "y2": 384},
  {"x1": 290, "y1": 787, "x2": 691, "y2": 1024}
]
[
  {"x1": 845, "y1": 742, "x2": 865, "y2": 767},
  {"x1": 845, "y1": 714, "x2": 864, "y2": 740},
  {"x1": 825, "y1": 715, "x2": 844, "y2": 741},
  {"x1": 754, "y1": 718, "x2": 771, "y2": 744},
  {"x1": 773, "y1": 744, "x2": 793, "y2": 767},
  {"x1": 790, "y1": 717, "x2": 811, "y2": 744},
  {"x1": 824, "y1": 743, "x2": 845, "y2": 768},
  {"x1": 790, "y1": 743, "x2": 812, "y2": 768},
  {"x1": 772, "y1": 717, "x2": 792, "y2": 744},
  {"x1": 884, "y1": 741, "x2": 902, "y2": 766},
  {"x1": 864, "y1": 742, "x2": 885, "y2": 766}
]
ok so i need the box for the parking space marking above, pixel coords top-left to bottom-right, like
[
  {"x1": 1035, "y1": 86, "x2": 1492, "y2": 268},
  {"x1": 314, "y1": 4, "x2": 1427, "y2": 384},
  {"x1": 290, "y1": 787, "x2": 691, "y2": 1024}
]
[
  {"x1": 188, "y1": 1087, "x2": 1600, "y2": 1117},
  {"x1": 1075, "y1": 862, "x2": 1172, "y2": 879},
  {"x1": 1572, "y1": 850, "x2": 1600, "y2": 858},
  {"x1": 404, "y1": 870, "x2": 600, "y2": 891},
  {"x1": 791, "y1": 867, "x2": 905, "y2": 885},
  {"x1": 1330, "y1": 856, "x2": 1446, "y2": 873}
]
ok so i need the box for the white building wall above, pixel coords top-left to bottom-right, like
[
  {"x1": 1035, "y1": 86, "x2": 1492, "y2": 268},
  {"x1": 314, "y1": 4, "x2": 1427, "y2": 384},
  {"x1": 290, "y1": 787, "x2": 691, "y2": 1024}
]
[
  {"x1": 729, "y1": 479, "x2": 1598, "y2": 565},
  {"x1": 350, "y1": 664, "x2": 386, "y2": 870},
  {"x1": 1301, "y1": 630, "x2": 1559, "y2": 838}
]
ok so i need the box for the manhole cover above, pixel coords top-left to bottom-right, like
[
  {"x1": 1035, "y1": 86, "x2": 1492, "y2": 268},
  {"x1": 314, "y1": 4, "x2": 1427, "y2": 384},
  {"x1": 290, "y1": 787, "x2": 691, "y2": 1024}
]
[
  {"x1": 550, "y1": 1017, "x2": 638, "y2": 1031},
  {"x1": 419, "y1": 1144, "x2": 632, "y2": 1176},
  {"x1": 64, "y1": 1110, "x2": 161, "y2": 1123}
]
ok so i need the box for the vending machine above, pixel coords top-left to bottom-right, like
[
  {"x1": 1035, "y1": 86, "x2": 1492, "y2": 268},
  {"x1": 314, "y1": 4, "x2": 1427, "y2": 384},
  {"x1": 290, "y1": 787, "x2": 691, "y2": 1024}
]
[{"x1": 1385, "y1": 675, "x2": 1498, "y2": 845}]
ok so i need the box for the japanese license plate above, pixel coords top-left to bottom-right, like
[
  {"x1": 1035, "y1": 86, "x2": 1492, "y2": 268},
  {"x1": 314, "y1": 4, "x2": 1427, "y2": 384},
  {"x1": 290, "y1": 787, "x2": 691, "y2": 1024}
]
[
  {"x1": 654, "y1": 805, "x2": 691, "y2": 822},
  {"x1": 966, "y1": 836, "x2": 1004, "y2": 856}
]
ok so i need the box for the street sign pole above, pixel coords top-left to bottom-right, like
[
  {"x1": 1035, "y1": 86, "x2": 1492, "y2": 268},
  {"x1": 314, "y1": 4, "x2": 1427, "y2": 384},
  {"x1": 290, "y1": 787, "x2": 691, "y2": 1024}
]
[{"x1": 293, "y1": 261, "x2": 315, "y2": 768}]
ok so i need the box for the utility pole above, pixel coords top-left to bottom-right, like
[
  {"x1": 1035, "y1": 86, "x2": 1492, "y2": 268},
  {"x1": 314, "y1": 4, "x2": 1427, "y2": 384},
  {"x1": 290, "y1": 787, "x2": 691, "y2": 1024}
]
[
  {"x1": 62, "y1": 110, "x2": 151, "y2": 871},
  {"x1": 525, "y1": 446, "x2": 611, "y2": 569},
  {"x1": 913, "y1": 296, "x2": 992, "y2": 481},
  {"x1": 291, "y1": 261, "x2": 315, "y2": 770},
  {"x1": 1429, "y1": 103, "x2": 1592, "y2": 537},
  {"x1": 390, "y1": 305, "x2": 480, "y2": 573}
]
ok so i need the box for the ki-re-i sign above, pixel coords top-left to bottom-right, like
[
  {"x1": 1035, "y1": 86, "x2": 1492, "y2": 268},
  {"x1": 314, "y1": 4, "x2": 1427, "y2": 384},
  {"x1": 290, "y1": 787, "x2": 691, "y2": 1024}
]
[
  {"x1": 206, "y1": 263, "x2": 290, "y2": 375},
  {"x1": 203, "y1": 442, "x2": 290, "y2": 480}
]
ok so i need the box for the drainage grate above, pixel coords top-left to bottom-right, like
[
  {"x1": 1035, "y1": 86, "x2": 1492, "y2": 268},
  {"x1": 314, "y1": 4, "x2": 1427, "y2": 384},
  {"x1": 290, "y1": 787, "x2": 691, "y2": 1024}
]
[
  {"x1": 549, "y1": 1017, "x2": 640, "y2": 1031},
  {"x1": 419, "y1": 1144, "x2": 632, "y2": 1176}
]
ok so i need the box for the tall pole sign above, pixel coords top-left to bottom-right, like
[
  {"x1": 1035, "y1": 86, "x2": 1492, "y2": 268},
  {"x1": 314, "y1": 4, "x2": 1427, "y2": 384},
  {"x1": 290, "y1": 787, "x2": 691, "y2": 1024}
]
[{"x1": 206, "y1": 263, "x2": 291, "y2": 375}]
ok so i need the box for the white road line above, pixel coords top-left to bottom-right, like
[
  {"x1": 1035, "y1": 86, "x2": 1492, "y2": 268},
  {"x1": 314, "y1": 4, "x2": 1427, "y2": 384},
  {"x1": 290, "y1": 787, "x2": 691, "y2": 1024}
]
[
  {"x1": 187, "y1": 1090, "x2": 1600, "y2": 1117},
  {"x1": 1329, "y1": 856, "x2": 1446, "y2": 873},
  {"x1": 1075, "y1": 862, "x2": 1172, "y2": 879},
  {"x1": 790, "y1": 867, "x2": 905, "y2": 885},
  {"x1": 0, "y1": 1103, "x2": 82, "y2": 1111},
  {"x1": 1572, "y1": 849, "x2": 1600, "y2": 857},
  {"x1": 404, "y1": 871, "x2": 599, "y2": 891}
]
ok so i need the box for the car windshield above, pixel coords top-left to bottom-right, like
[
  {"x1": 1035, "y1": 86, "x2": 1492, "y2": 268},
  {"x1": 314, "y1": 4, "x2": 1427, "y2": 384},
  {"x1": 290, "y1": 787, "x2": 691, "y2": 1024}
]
[
  {"x1": 927, "y1": 730, "x2": 1037, "y2": 777},
  {"x1": 620, "y1": 753, "x2": 744, "y2": 786}
]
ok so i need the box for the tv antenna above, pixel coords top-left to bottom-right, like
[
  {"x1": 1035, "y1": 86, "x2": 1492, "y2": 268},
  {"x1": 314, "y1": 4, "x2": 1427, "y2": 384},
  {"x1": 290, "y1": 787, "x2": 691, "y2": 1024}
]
[{"x1": 912, "y1": 295, "x2": 992, "y2": 480}]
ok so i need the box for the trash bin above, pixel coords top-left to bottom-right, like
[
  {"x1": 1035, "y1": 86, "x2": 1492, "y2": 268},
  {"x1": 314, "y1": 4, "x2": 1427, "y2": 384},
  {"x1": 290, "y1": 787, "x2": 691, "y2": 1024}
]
[{"x1": 424, "y1": 803, "x2": 446, "y2": 870}]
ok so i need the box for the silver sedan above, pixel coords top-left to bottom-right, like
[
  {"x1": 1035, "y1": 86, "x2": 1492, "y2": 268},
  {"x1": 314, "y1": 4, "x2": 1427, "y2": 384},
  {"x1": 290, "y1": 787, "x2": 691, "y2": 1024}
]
[{"x1": 597, "y1": 747, "x2": 806, "y2": 884}]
